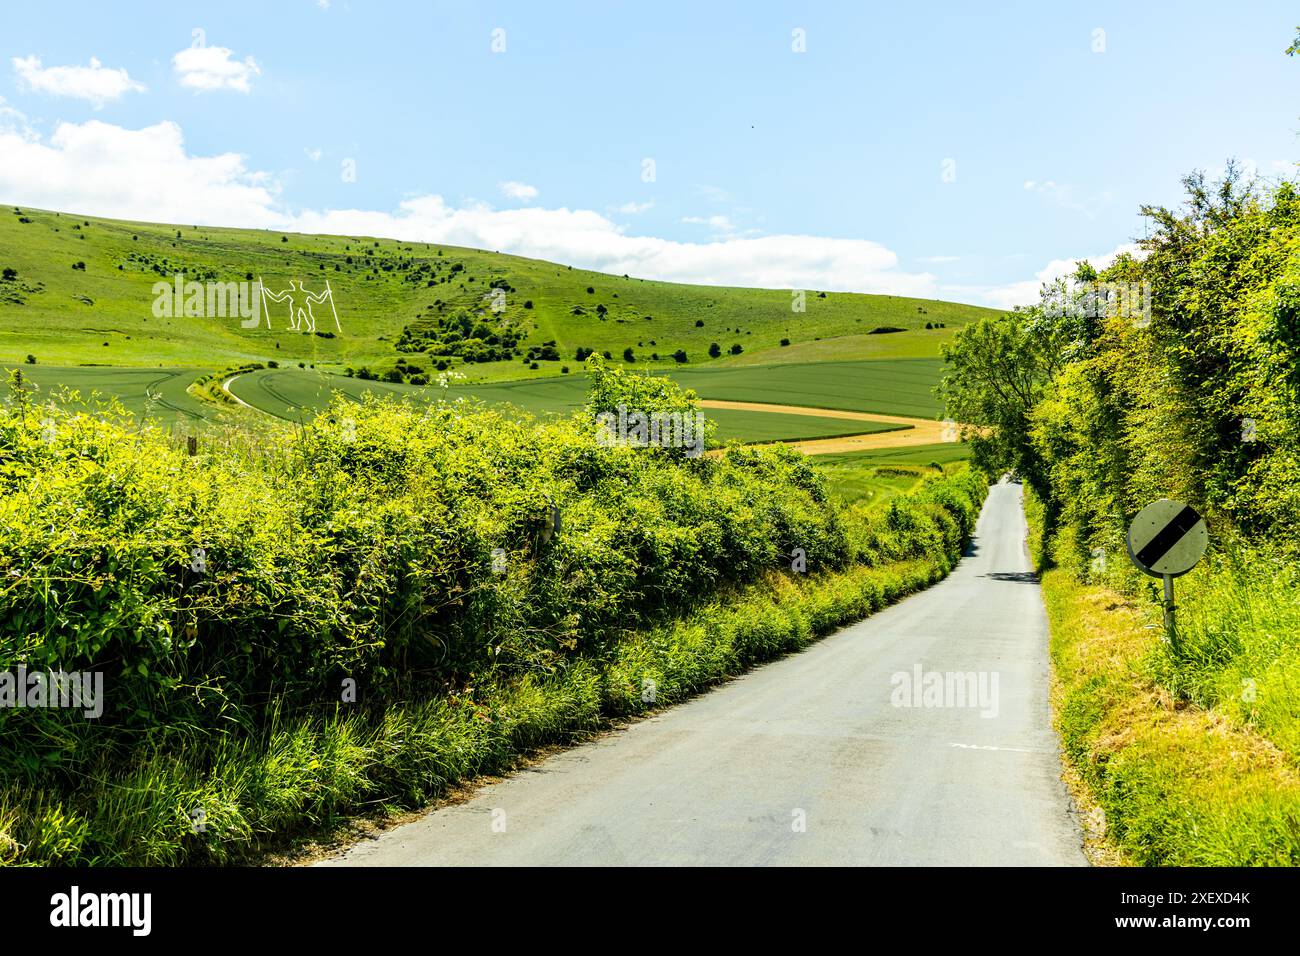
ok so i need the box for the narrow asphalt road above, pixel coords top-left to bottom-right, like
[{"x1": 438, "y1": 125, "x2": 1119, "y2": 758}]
[{"x1": 320, "y1": 481, "x2": 1086, "y2": 866}]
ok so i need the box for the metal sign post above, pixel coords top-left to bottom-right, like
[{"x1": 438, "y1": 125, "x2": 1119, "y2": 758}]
[
  {"x1": 1126, "y1": 499, "x2": 1208, "y2": 653},
  {"x1": 1162, "y1": 573, "x2": 1176, "y2": 647}
]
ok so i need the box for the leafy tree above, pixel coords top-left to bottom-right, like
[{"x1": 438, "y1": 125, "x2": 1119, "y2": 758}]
[{"x1": 938, "y1": 310, "x2": 1059, "y2": 508}]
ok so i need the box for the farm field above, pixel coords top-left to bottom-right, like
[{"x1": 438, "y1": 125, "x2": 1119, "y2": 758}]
[
  {"x1": 1, "y1": 363, "x2": 218, "y2": 421},
  {"x1": 226, "y1": 365, "x2": 911, "y2": 444},
  {"x1": 4, "y1": 359, "x2": 945, "y2": 448},
  {"x1": 226, "y1": 356, "x2": 945, "y2": 421}
]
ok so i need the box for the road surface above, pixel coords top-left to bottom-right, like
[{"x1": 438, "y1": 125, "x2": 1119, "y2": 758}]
[{"x1": 320, "y1": 481, "x2": 1085, "y2": 866}]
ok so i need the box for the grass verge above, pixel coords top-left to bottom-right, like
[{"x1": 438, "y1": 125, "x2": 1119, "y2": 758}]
[{"x1": 1027, "y1": 494, "x2": 1300, "y2": 866}]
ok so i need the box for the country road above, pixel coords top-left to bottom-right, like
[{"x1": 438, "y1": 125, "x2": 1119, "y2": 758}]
[{"x1": 319, "y1": 480, "x2": 1086, "y2": 867}]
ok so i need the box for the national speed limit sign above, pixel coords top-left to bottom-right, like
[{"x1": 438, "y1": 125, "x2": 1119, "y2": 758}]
[{"x1": 1126, "y1": 499, "x2": 1208, "y2": 578}]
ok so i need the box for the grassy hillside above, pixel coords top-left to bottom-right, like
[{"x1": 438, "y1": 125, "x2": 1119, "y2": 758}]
[{"x1": 0, "y1": 205, "x2": 998, "y2": 385}]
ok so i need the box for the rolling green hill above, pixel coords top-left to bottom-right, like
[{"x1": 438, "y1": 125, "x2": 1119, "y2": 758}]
[{"x1": 0, "y1": 205, "x2": 998, "y2": 385}]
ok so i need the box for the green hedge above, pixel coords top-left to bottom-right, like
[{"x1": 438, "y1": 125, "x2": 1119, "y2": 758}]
[{"x1": 0, "y1": 372, "x2": 987, "y2": 864}]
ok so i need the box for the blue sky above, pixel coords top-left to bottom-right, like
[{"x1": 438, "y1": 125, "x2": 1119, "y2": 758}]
[{"x1": 1, "y1": 0, "x2": 1297, "y2": 307}]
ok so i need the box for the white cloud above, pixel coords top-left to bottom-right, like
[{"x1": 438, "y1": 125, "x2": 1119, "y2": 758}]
[
  {"x1": 11, "y1": 55, "x2": 145, "y2": 108},
  {"x1": 683, "y1": 214, "x2": 735, "y2": 233},
  {"x1": 0, "y1": 95, "x2": 27, "y2": 124},
  {"x1": 296, "y1": 198, "x2": 936, "y2": 294},
  {"x1": 0, "y1": 116, "x2": 945, "y2": 297},
  {"x1": 947, "y1": 243, "x2": 1142, "y2": 311},
  {"x1": 305, "y1": 147, "x2": 323, "y2": 162},
  {"x1": 499, "y1": 180, "x2": 539, "y2": 201},
  {"x1": 919, "y1": 255, "x2": 959, "y2": 264},
  {"x1": 0, "y1": 119, "x2": 281, "y2": 227},
  {"x1": 616, "y1": 200, "x2": 653, "y2": 214},
  {"x1": 172, "y1": 46, "x2": 261, "y2": 93}
]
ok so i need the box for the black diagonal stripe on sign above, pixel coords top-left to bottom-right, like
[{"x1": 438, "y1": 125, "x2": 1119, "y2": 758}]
[{"x1": 1135, "y1": 505, "x2": 1201, "y2": 569}]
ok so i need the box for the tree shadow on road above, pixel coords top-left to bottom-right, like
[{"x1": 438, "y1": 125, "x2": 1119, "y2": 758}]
[{"x1": 981, "y1": 571, "x2": 1040, "y2": 584}]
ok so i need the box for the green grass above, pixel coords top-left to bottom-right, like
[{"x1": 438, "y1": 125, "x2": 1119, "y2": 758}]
[
  {"x1": 815, "y1": 442, "x2": 973, "y2": 469},
  {"x1": 671, "y1": 358, "x2": 946, "y2": 417},
  {"x1": 816, "y1": 444, "x2": 971, "y2": 505},
  {"x1": 705, "y1": 409, "x2": 900, "y2": 444},
  {"x1": 1024, "y1": 491, "x2": 1300, "y2": 866},
  {"x1": 1145, "y1": 552, "x2": 1300, "y2": 764},
  {"x1": 0, "y1": 205, "x2": 998, "y2": 380},
  {"x1": 1040, "y1": 564, "x2": 1300, "y2": 866}
]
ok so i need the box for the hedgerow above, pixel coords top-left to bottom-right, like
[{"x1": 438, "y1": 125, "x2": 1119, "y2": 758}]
[{"x1": 0, "y1": 366, "x2": 986, "y2": 864}]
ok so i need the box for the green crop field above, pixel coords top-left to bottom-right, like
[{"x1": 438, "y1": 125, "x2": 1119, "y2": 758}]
[
  {"x1": 3, "y1": 362, "x2": 928, "y2": 446},
  {"x1": 1, "y1": 364, "x2": 218, "y2": 421},
  {"x1": 225, "y1": 366, "x2": 903, "y2": 444},
  {"x1": 230, "y1": 357, "x2": 944, "y2": 421}
]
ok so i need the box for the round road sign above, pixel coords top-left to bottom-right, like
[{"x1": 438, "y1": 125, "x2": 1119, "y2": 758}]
[{"x1": 1126, "y1": 499, "x2": 1208, "y2": 578}]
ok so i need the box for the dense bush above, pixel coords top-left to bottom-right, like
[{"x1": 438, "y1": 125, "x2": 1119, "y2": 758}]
[
  {"x1": 0, "y1": 367, "x2": 857, "y2": 733},
  {"x1": 0, "y1": 365, "x2": 986, "y2": 863}
]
